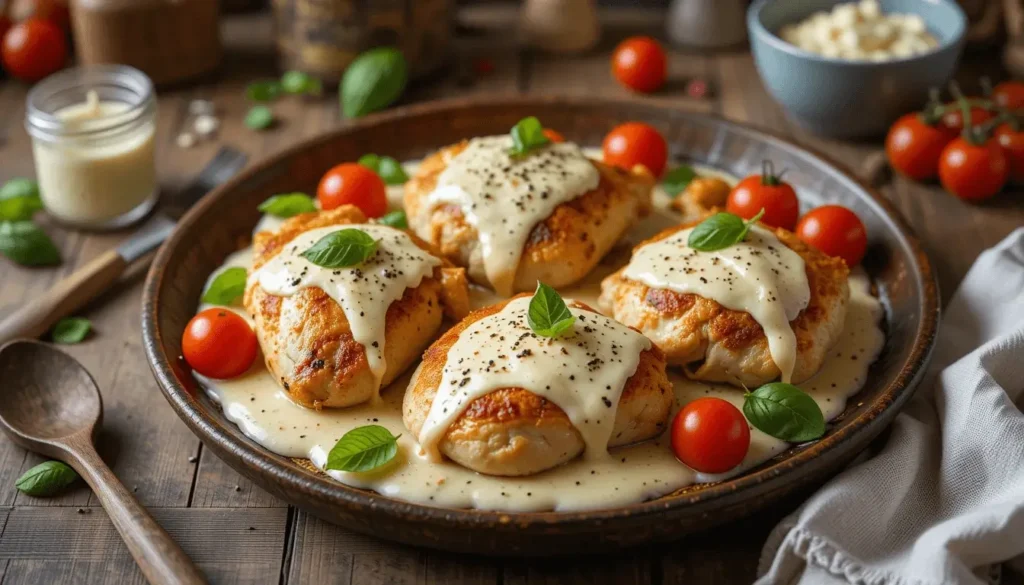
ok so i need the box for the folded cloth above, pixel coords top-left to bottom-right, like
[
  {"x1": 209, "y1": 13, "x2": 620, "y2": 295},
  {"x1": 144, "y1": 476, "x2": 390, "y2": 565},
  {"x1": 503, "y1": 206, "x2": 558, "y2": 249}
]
[{"x1": 757, "y1": 228, "x2": 1024, "y2": 585}]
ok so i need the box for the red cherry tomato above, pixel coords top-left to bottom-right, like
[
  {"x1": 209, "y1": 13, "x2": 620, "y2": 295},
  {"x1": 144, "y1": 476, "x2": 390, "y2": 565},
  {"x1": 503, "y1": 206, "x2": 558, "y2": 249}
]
[
  {"x1": 671, "y1": 397, "x2": 750, "y2": 474},
  {"x1": 995, "y1": 123, "x2": 1024, "y2": 183},
  {"x1": 992, "y1": 81, "x2": 1024, "y2": 111},
  {"x1": 941, "y1": 104, "x2": 994, "y2": 134},
  {"x1": 317, "y1": 163, "x2": 388, "y2": 218},
  {"x1": 1, "y1": 18, "x2": 67, "y2": 82},
  {"x1": 726, "y1": 161, "x2": 800, "y2": 230},
  {"x1": 885, "y1": 113, "x2": 955, "y2": 180},
  {"x1": 938, "y1": 137, "x2": 1009, "y2": 202},
  {"x1": 602, "y1": 122, "x2": 668, "y2": 177},
  {"x1": 795, "y1": 205, "x2": 868, "y2": 267},
  {"x1": 611, "y1": 36, "x2": 667, "y2": 93},
  {"x1": 542, "y1": 128, "x2": 565, "y2": 143},
  {"x1": 182, "y1": 309, "x2": 259, "y2": 379}
]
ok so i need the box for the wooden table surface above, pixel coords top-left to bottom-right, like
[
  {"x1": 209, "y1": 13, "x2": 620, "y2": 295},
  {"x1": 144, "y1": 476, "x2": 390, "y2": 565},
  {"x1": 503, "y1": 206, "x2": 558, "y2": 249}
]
[{"x1": 1, "y1": 8, "x2": 1022, "y2": 585}]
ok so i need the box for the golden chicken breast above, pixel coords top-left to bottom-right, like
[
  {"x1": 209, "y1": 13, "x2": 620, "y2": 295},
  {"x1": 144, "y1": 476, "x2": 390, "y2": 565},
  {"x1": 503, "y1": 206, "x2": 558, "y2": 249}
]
[
  {"x1": 245, "y1": 205, "x2": 469, "y2": 409},
  {"x1": 404, "y1": 296, "x2": 674, "y2": 477},
  {"x1": 404, "y1": 138, "x2": 655, "y2": 296},
  {"x1": 669, "y1": 176, "x2": 731, "y2": 222},
  {"x1": 600, "y1": 224, "x2": 849, "y2": 387}
]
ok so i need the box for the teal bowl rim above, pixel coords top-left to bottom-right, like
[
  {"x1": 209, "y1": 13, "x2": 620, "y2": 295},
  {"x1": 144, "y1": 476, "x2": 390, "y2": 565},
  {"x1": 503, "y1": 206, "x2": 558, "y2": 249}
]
[{"x1": 747, "y1": 0, "x2": 967, "y2": 68}]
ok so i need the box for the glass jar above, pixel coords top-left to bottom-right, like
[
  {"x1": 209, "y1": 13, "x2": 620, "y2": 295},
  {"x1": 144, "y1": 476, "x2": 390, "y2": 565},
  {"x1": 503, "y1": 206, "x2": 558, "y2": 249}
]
[{"x1": 25, "y1": 65, "x2": 158, "y2": 230}]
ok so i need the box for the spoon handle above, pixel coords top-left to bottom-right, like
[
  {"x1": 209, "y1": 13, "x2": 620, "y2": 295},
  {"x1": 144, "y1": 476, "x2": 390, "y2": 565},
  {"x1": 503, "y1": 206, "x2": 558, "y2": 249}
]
[{"x1": 70, "y1": 442, "x2": 208, "y2": 585}]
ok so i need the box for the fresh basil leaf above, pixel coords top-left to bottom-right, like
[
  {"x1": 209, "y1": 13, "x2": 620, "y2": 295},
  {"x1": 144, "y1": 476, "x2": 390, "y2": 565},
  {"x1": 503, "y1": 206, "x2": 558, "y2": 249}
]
[
  {"x1": 246, "y1": 80, "x2": 282, "y2": 102},
  {"x1": 377, "y1": 157, "x2": 408, "y2": 185},
  {"x1": 15, "y1": 460, "x2": 78, "y2": 497},
  {"x1": 743, "y1": 382, "x2": 825, "y2": 442},
  {"x1": 662, "y1": 165, "x2": 697, "y2": 198},
  {"x1": 377, "y1": 210, "x2": 407, "y2": 229},
  {"x1": 0, "y1": 178, "x2": 43, "y2": 221},
  {"x1": 325, "y1": 425, "x2": 400, "y2": 472},
  {"x1": 300, "y1": 228, "x2": 377, "y2": 268},
  {"x1": 281, "y1": 70, "x2": 321, "y2": 95},
  {"x1": 527, "y1": 282, "x2": 576, "y2": 338},
  {"x1": 508, "y1": 116, "x2": 550, "y2": 156},
  {"x1": 687, "y1": 209, "x2": 764, "y2": 252},
  {"x1": 258, "y1": 193, "x2": 317, "y2": 218},
  {"x1": 201, "y1": 267, "x2": 248, "y2": 306},
  {"x1": 340, "y1": 47, "x2": 407, "y2": 118},
  {"x1": 357, "y1": 153, "x2": 381, "y2": 170},
  {"x1": 0, "y1": 221, "x2": 60, "y2": 266},
  {"x1": 51, "y1": 317, "x2": 91, "y2": 344},
  {"x1": 244, "y1": 106, "x2": 274, "y2": 130}
]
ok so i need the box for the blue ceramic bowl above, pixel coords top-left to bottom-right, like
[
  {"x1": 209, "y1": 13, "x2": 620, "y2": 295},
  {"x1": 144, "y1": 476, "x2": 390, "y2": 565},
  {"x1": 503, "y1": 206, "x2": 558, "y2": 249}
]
[{"x1": 748, "y1": 0, "x2": 966, "y2": 138}]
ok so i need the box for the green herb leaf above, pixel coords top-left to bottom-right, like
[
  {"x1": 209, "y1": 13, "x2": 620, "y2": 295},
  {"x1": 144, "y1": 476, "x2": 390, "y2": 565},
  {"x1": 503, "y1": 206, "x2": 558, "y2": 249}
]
[
  {"x1": 340, "y1": 47, "x2": 407, "y2": 118},
  {"x1": 246, "y1": 80, "x2": 282, "y2": 102},
  {"x1": 201, "y1": 267, "x2": 248, "y2": 306},
  {"x1": 662, "y1": 165, "x2": 697, "y2": 198},
  {"x1": 15, "y1": 460, "x2": 78, "y2": 497},
  {"x1": 281, "y1": 70, "x2": 322, "y2": 95},
  {"x1": 51, "y1": 317, "x2": 91, "y2": 344},
  {"x1": 687, "y1": 209, "x2": 765, "y2": 252},
  {"x1": 358, "y1": 154, "x2": 408, "y2": 185},
  {"x1": 527, "y1": 282, "x2": 576, "y2": 338},
  {"x1": 244, "y1": 106, "x2": 274, "y2": 130},
  {"x1": 508, "y1": 116, "x2": 550, "y2": 156},
  {"x1": 325, "y1": 425, "x2": 401, "y2": 472},
  {"x1": 743, "y1": 383, "x2": 825, "y2": 442},
  {"x1": 377, "y1": 210, "x2": 408, "y2": 229},
  {"x1": 0, "y1": 178, "x2": 43, "y2": 221},
  {"x1": 0, "y1": 221, "x2": 60, "y2": 266},
  {"x1": 300, "y1": 228, "x2": 377, "y2": 268},
  {"x1": 258, "y1": 193, "x2": 317, "y2": 218}
]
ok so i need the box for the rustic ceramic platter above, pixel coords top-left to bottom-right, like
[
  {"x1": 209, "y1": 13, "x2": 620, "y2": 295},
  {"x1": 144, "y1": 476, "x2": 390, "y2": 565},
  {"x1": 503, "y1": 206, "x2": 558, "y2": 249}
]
[{"x1": 142, "y1": 95, "x2": 939, "y2": 555}]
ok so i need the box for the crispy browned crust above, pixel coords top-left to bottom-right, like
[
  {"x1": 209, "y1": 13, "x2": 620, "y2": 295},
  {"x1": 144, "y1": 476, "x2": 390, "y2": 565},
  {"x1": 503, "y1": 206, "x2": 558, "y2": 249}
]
[{"x1": 669, "y1": 177, "x2": 731, "y2": 222}]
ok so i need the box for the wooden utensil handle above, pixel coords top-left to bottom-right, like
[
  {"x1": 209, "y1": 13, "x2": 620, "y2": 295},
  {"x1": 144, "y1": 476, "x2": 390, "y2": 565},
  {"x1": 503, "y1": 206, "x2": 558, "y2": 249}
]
[
  {"x1": 0, "y1": 249, "x2": 127, "y2": 345},
  {"x1": 70, "y1": 442, "x2": 208, "y2": 585}
]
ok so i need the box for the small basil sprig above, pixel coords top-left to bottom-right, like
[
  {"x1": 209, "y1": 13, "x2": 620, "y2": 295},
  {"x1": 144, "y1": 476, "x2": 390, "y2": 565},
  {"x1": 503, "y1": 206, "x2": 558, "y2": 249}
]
[
  {"x1": 51, "y1": 317, "x2": 91, "y2": 344},
  {"x1": 341, "y1": 47, "x2": 407, "y2": 118},
  {"x1": 326, "y1": 425, "x2": 400, "y2": 472},
  {"x1": 281, "y1": 70, "x2": 322, "y2": 96},
  {"x1": 301, "y1": 229, "x2": 377, "y2": 268},
  {"x1": 0, "y1": 178, "x2": 43, "y2": 221},
  {"x1": 358, "y1": 154, "x2": 409, "y2": 185},
  {"x1": 202, "y1": 267, "x2": 248, "y2": 306},
  {"x1": 508, "y1": 116, "x2": 550, "y2": 156},
  {"x1": 15, "y1": 460, "x2": 79, "y2": 496},
  {"x1": 244, "y1": 106, "x2": 274, "y2": 130},
  {"x1": 687, "y1": 209, "x2": 764, "y2": 252},
  {"x1": 258, "y1": 193, "x2": 317, "y2": 218},
  {"x1": 743, "y1": 383, "x2": 825, "y2": 442},
  {"x1": 376, "y1": 210, "x2": 408, "y2": 229},
  {"x1": 662, "y1": 165, "x2": 697, "y2": 198},
  {"x1": 245, "y1": 80, "x2": 282, "y2": 102},
  {"x1": 527, "y1": 282, "x2": 576, "y2": 338},
  {"x1": 0, "y1": 221, "x2": 60, "y2": 266}
]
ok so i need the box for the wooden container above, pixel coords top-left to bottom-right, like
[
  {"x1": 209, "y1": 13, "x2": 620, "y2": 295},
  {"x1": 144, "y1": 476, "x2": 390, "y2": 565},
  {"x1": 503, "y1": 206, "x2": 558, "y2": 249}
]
[
  {"x1": 271, "y1": 0, "x2": 453, "y2": 84},
  {"x1": 70, "y1": 0, "x2": 222, "y2": 87}
]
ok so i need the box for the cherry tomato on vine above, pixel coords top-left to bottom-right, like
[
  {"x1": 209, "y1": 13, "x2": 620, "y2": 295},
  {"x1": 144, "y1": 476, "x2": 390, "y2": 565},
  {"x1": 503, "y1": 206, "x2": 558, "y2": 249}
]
[
  {"x1": 671, "y1": 397, "x2": 750, "y2": 474},
  {"x1": 611, "y1": 36, "x2": 667, "y2": 93},
  {"x1": 885, "y1": 113, "x2": 955, "y2": 180},
  {"x1": 726, "y1": 161, "x2": 799, "y2": 230},
  {"x1": 995, "y1": 123, "x2": 1024, "y2": 183},
  {"x1": 1, "y1": 18, "x2": 67, "y2": 82},
  {"x1": 795, "y1": 205, "x2": 867, "y2": 267},
  {"x1": 602, "y1": 122, "x2": 668, "y2": 177},
  {"x1": 542, "y1": 128, "x2": 565, "y2": 143},
  {"x1": 941, "y1": 104, "x2": 994, "y2": 134},
  {"x1": 993, "y1": 81, "x2": 1024, "y2": 111},
  {"x1": 182, "y1": 309, "x2": 259, "y2": 379},
  {"x1": 939, "y1": 136, "x2": 1009, "y2": 202},
  {"x1": 317, "y1": 163, "x2": 388, "y2": 218}
]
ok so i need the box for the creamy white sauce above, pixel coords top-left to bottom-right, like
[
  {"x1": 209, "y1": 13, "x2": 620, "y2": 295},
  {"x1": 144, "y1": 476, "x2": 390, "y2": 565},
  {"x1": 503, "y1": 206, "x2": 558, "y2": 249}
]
[
  {"x1": 620, "y1": 225, "x2": 810, "y2": 382},
  {"x1": 425, "y1": 136, "x2": 600, "y2": 296},
  {"x1": 252, "y1": 224, "x2": 440, "y2": 392},
  {"x1": 418, "y1": 296, "x2": 650, "y2": 461}
]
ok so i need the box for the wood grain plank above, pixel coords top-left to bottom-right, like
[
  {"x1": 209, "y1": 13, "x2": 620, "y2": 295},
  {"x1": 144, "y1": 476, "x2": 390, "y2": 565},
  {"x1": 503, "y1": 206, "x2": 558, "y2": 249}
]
[{"x1": 504, "y1": 554, "x2": 651, "y2": 585}]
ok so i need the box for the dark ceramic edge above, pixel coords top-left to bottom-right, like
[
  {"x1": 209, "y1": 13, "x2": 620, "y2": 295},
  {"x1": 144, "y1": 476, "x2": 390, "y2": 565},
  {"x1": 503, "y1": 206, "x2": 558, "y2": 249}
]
[{"x1": 141, "y1": 94, "x2": 940, "y2": 532}]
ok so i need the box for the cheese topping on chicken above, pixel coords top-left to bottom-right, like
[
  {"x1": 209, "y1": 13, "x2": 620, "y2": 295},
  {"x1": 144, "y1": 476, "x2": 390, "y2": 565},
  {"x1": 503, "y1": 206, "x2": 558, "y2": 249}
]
[
  {"x1": 425, "y1": 136, "x2": 600, "y2": 296},
  {"x1": 621, "y1": 225, "x2": 810, "y2": 382},
  {"x1": 254, "y1": 224, "x2": 441, "y2": 391},
  {"x1": 417, "y1": 296, "x2": 651, "y2": 462}
]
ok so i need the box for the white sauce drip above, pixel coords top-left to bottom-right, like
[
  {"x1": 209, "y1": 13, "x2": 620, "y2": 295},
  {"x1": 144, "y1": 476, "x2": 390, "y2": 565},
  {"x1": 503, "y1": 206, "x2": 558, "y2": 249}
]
[
  {"x1": 425, "y1": 136, "x2": 600, "y2": 296},
  {"x1": 621, "y1": 225, "x2": 810, "y2": 382},
  {"x1": 253, "y1": 224, "x2": 440, "y2": 391},
  {"x1": 418, "y1": 296, "x2": 651, "y2": 461}
]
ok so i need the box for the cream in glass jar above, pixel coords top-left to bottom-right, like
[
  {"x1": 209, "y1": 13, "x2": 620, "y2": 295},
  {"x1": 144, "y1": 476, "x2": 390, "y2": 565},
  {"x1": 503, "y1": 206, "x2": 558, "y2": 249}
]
[{"x1": 25, "y1": 65, "x2": 158, "y2": 230}]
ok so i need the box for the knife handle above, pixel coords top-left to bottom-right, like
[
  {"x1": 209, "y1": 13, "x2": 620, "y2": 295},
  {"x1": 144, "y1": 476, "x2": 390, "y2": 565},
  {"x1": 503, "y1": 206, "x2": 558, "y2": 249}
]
[{"x1": 0, "y1": 249, "x2": 128, "y2": 345}]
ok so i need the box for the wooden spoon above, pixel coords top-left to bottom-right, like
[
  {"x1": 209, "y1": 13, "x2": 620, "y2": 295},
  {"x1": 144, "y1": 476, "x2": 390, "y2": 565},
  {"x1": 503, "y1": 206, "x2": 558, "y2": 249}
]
[{"x1": 0, "y1": 340, "x2": 207, "y2": 585}]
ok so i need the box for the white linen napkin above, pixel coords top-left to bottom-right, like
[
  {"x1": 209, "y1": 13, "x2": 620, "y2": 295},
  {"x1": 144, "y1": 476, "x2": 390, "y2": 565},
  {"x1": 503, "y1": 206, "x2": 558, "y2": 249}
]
[{"x1": 757, "y1": 228, "x2": 1024, "y2": 585}]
